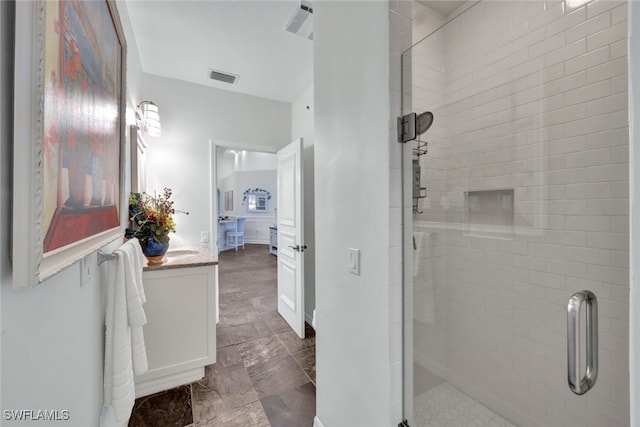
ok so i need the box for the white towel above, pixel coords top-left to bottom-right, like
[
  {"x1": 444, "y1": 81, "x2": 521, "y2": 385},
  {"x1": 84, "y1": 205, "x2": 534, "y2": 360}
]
[
  {"x1": 101, "y1": 239, "x2": 148, "y2": 425},
  {"x1": 122, "y1": 240, "x2": 148, "y2": 375}
]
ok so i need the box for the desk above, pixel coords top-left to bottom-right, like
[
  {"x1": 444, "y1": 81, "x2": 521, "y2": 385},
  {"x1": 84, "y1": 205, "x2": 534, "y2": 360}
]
[{"x1": 217, "y1": 219, "x2": 236, "y2": 252}]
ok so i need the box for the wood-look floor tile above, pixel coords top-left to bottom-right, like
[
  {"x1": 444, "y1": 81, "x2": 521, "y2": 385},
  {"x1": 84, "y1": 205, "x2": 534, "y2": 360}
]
[
  {"x1": 253, "y1": 320, "x2": 275, "y2": 338},
  {"x1": 193, "y1": 385, "x2": 269, "y2": 427},
  {"x1": 192, "y1": 244, "x2": 316, "y2": 425},
  {"x1": 250, "y1": 294, "x2": 278, "y2": 313},
  {"x1": 260, "y1": 382, "x2": 316, "y2": 427},
  {"x1": 277, "y1": 330, "x2": 315, "y2": 355},
  {"x1": 291, "y1": 347, "x2": 316, "y2": 384},
  {"x1": 241, "y1": 280, "x2": 277, "y2": 296},
  {"x1": 218, "y1": 291, "x2": 248, "y2": 306},
  {"x1": 239, "y1": 264, "x2": 277, "y2": 272},
  {"x1": 208, "y1": 345, "x2": 243, "y2": 373},
  {"x1": 222, "y1": 308, "x2": 263, "y2": 327},
  {"x1": 261, "y1": 311, "x2": 291, "y2": 334},
  {"x1": 247, "y1": 269, "x2": 277, "y2": 280},
  {"x1": 247, "y1": 354, "x2": 310, "y2": 400},
  {"x1": 219, "y1": 284, "x2": 242, "y2": 294},
  {"x1": 129, "y1": 385, "x2": 192, "y2": 427},
  {"x1": 217, "y1": 322, "x2": 268, "y2": 348},
  {"x1": 237, "y1": 336, "x2": 289, "y2": 368},
  {"x1": 220, "y1": 271, "x2": 255, "y2": 285},
  {"x1": 196, "y1": 366, "x2": 259, "y2": 410}
]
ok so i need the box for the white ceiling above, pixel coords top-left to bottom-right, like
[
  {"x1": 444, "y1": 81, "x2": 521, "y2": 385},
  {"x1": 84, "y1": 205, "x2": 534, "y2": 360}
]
[
  {"x1": 417, "y1": 0, "x2": 467, "y2": 17},
  {"x1": 125, "y1": 1, "x2": 314, "y2": 103}
]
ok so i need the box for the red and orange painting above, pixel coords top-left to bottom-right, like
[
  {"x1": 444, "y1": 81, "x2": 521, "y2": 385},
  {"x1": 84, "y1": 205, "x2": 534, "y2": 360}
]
[{"x1": 42, "y1": 0, "x2": 122, "y2": 254}]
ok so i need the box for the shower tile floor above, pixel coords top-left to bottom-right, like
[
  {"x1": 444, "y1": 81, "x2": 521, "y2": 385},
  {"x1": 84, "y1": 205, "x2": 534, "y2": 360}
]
[{"x1": 414, "y1": 382, "x2": 516, "y2": 427}]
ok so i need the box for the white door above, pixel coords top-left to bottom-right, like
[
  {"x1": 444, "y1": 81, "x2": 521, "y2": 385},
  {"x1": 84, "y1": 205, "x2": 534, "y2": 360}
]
[
  {"x1": 277, "y1": 138, "x2": 305, "y2": 338},
  {"x1": 210, "y1": 141, "x2": 219, "y2": 324}
]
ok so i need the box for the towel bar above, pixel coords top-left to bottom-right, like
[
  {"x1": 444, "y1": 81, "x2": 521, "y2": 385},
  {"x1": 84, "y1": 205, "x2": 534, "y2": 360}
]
[{"x1": 98, "y1": 251, "x2": 117, "y2": 265}]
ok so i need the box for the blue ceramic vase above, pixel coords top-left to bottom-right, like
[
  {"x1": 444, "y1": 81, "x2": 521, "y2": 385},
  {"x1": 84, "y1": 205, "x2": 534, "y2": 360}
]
[{"x1": 142, "y1": 238, "x2": 169, "y2": 265}]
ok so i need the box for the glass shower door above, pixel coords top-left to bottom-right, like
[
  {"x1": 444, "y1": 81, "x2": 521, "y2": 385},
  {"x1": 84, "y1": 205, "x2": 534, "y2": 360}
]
[{"x1": 401, "y1": 1, "x2": 630, "y2": 426}]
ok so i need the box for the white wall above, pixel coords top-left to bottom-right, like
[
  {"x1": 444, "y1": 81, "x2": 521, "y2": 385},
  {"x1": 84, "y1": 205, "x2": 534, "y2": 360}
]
[
  {"x1": 314, "y1": 2, "x2": 393, "y2": 426},
  {"x1": 0, "y1": 1, "x2": 142, "y2": 424},
  {"x1": 412, "y1": 0, "x2": 444, "y2": 43},
  {"x1": 291, "y1": 85, "x2": 316, "y2": 325},
  {"x1": 220, "y1": 169, "x2": 277, "y2": 245},
  {"x1": 217, "y1": 149, "x2": 235, "y2": 181},
  {"x1": 225, "y1": 170, "x2": 277, "y2": 217},
  {"x1": 219, "y1": 150, "x2": 278, "y2": 217},
  {"x1": 0, "y1": 0, "x2": 11, "y2": 412},
  {"x1": 142, "y1": 73, "x2": 291, "y2": 248},
  {"x1": 234, "y1": 150, "x2": 277, "y2": 172}
]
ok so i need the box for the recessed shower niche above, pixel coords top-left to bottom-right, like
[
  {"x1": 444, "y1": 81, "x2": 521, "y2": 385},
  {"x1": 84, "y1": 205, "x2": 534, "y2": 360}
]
[{"x1": 464, "y1": 189, "x2": 514, "y2": 237}]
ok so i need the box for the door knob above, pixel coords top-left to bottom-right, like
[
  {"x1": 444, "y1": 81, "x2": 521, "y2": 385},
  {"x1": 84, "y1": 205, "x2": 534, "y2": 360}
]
[{"x1": 288, "y1": 245, "x2": 307, "y2": 252}]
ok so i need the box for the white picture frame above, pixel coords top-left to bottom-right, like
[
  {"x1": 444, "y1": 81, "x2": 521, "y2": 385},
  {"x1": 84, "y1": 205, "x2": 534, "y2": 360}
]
[{"x1": 12, "y1": 0, "x2": 127, "y2": 288}]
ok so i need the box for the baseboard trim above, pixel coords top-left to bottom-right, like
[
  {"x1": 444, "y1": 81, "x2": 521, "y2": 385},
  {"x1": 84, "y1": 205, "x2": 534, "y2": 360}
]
[
  {"x1": 313, "y1": 416, "x2": 325, "y2": 427},
  {"x1": 305, "y1": 310, "x2": 315, "y2": 329},
  {"x1": 134, "y1": 367, "x2": 204, "y2": 398},
  {"x1": 244, "y1": 238, "x2": 269, "y2": 245}
]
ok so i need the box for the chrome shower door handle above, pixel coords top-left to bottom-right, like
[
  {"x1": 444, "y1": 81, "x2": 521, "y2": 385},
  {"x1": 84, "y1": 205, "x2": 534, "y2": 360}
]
[{"x1": 567, "y1": 290, "x2": 598, "y2": 395}]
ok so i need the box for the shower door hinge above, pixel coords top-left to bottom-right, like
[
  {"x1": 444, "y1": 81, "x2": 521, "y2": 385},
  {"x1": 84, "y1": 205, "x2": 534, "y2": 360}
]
[
  {"x1": 398, "y1": 420, "x2": 410, "y2": 427},
  {"x1": 397, "y1": 113, "x2": 417, "y2": 143}
]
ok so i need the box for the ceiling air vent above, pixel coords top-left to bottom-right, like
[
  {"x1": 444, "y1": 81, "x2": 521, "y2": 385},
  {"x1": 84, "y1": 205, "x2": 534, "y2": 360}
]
[
  {"x1": 208, "y1": 69, "x2": 239, "y2": 85},
  {"x1": 284, "y1": 0, "x2": 313, "y2": 40}
]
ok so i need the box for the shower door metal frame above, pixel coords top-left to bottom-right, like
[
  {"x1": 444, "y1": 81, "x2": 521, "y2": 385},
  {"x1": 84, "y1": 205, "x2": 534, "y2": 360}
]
[{"x1": 397, "y1": 0, "x2": 627, "y2": 425}]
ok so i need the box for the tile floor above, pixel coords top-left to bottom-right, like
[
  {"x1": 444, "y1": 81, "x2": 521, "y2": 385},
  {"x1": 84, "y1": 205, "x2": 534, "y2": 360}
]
[
  {"x1": 413, "y1": 382, "x2": 515, "y2": 427},
  {"x1": 129, "y1": 244, "x2": 316, "y2": 427},
  {"x1": 412, "y1": 366, "x2": 515, "y2": 427}
]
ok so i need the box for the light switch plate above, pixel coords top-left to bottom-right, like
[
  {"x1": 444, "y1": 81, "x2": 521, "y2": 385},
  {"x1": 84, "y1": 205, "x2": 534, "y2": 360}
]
[
  {"x1": 201, "y1": 231, "x2": 210, "y2": 243},
  {"x1": 348, "y1": 248, "x2": 360, "y2": 275}
]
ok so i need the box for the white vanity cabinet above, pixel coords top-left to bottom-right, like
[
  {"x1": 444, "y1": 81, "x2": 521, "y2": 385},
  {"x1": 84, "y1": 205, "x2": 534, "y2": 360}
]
[{"x1": 134, "y1": 259, "x2": 217, "y2": 398}]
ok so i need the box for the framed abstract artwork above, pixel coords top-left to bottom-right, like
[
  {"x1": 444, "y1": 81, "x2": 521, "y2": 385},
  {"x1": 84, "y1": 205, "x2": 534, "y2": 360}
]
[{"x1": 13, "y1": 0, "x2": 127, "y2": 288}]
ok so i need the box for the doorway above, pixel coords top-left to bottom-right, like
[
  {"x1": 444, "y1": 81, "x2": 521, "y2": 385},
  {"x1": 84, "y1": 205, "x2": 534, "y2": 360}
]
[
  {"x1": 210, "y1": 143, "x2": 316, "y2": 425},
  {"x1": 215, "y1": 146, "x2": 278, "y2": 254}
]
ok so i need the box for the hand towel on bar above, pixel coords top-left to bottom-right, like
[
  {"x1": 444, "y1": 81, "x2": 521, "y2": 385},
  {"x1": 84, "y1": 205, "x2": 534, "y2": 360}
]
[
  {"x1": 102, "y1": 239, "x2": 148, "y2": 425},
  {"x1": 122, "y1": 240, "x2": 148, "y2": 375}
]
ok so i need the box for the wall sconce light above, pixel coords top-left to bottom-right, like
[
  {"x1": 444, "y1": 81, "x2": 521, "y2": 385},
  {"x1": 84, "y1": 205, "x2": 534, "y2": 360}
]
[{"x1": 136, "y1": 101, "x2": 161, "y2": 137}]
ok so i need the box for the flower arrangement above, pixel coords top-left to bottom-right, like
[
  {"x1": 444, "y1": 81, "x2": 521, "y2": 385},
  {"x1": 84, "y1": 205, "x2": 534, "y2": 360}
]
[
  {"x1": 242, "y1": 188, "x2": 271, "y2": 205},
  {"x1": 125, "y1": 188, "x2": 179, "y2": 244}
]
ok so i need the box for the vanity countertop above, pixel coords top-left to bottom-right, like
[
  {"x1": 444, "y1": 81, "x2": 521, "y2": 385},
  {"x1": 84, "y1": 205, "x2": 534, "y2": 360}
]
[{"x1": 143, "y1": 246, "x2": 218, "y2": 272}]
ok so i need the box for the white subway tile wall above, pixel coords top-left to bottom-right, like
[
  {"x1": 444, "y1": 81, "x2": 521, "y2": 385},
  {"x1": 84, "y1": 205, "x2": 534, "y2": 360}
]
[{"x1": 409, "y1": 1, "x2": 629, "y2": 427}]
